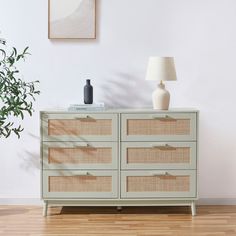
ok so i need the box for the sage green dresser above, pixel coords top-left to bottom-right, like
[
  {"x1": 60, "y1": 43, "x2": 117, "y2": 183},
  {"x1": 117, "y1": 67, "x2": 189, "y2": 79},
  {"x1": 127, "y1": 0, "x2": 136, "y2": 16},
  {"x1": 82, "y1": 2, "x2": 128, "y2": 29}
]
[{"x1": 40, "y1": 109, "x2": 198, "y2": 216}]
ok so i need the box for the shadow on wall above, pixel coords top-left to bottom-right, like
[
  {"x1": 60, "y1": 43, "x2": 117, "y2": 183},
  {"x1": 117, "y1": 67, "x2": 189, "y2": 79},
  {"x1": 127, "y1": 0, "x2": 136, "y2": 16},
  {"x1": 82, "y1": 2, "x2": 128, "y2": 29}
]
[
  {"x1": 19, "y1": 133, "x2": 41, "y2": 172},
  {"x1": 99, "y1": 73, "x2": 153, "y2": 108}
]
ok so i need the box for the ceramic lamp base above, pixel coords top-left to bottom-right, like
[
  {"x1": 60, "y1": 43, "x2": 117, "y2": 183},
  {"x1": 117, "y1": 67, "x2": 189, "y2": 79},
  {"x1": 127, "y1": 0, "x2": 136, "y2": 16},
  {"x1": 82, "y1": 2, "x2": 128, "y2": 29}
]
[{"x1": 152, "y1": 82, "x2": 170, "y2": 110}]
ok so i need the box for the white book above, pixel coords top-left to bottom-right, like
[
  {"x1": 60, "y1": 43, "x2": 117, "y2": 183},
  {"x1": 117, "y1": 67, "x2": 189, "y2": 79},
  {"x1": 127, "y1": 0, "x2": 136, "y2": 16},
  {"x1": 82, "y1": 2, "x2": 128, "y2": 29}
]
[
  {"x1": 68, "y1": 107, "x2": 105, "y2": 111},
  {"x1": 68, "y1": 103, "x2": 105, "y2": 111},
  {"x1": 69, "y1": 102, "x2": 105, "y2": 108}
]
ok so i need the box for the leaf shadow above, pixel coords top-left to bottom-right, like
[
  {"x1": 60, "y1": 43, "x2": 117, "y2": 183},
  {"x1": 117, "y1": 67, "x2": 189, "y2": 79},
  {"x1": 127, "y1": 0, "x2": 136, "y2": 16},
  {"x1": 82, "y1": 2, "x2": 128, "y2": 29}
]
[
  {"x1": 99, "y1": 72, "x2": 153, "y2": 108},
  {"x1": 19, "y1": 133, "x2": 41, "y2": 172}
]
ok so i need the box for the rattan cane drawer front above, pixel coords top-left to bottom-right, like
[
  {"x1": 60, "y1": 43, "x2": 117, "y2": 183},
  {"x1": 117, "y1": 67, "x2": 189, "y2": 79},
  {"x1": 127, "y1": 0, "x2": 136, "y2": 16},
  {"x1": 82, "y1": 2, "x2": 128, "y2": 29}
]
[
  {"x1": 121, "y1": 142, "x2": 196, "y2": 170},
  {"x1": 42, "y1": 113, "x2": 118, "y2": 141},
  {"x1": 43, "y1": 170, "x2": 118, "y2": 199},
  {"x1": 121, "y1": 170, "x2": 196, "y2": 198},
  {"x1": 43, "y1": 142, "x2": 118, "y2": 170},
  {"x1": 121, "y1": 113, "x2": 196, "y2": 141}
]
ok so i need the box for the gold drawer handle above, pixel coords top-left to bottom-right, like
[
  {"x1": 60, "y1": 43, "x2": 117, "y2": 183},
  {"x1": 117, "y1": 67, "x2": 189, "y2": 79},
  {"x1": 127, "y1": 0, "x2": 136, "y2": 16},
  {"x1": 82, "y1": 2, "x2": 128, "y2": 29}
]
[
  {"x1": 152, "y1": 144, "x2": 177, "y2": 150},
  {"x1": 73, "y1": 144, "x2": 91, "y2": 148},
  {"x1": 151, "y1": 115, "x2": 176, "y2": 121},
  {"x1": 151, "y1": 171, "x2": 169, "y2": 176},
  {"x1": 75, "y1": 115, "x2": 90, "y2": 119},
  {"x1": 75, "y1": 172, "x2": 91, "y2": 176}
]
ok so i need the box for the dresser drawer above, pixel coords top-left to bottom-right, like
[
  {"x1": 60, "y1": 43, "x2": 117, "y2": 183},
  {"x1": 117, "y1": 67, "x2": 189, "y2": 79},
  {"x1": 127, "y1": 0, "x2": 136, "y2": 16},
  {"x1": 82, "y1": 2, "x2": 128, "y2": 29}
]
[
  {"x1": 121, "y1": 142, "x2": 196, "y2": 170},
  {"x1": 121, "y1": 170, "x2": 196, "y2": 198},
  {"x1": 42, "y1": 113, "x2": 118, "y2": 141},
  {"x1": 121, "y1": 113, "x2": 196, "y2": 141},
  {"x1": 43, "y1": 170, "x2": 118, "y2": 199},
  {"x1": 43, "y1": 142, "x2": 118, "y2": 170}
]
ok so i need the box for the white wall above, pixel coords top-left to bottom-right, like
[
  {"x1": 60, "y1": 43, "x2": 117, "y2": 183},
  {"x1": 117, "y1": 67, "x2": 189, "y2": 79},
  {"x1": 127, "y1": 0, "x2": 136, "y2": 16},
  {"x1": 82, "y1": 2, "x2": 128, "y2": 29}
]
[{"x1": 1, "y1": 0, "x2": 236, "y2": 203}]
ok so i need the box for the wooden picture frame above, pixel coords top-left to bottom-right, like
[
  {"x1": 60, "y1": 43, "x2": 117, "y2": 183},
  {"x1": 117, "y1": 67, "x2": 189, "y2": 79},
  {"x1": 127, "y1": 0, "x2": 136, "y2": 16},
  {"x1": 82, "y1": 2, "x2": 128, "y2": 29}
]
[{"x1": 48, "y1": 0, "x2": 96, "y2": 39}]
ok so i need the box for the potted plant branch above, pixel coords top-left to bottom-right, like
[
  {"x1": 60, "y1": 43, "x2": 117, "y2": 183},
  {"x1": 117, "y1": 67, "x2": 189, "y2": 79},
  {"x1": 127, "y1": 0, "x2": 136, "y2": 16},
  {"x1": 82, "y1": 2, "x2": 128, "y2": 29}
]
[{"x1": 0, "y1": 37, "x2": 40, "y2": 138}]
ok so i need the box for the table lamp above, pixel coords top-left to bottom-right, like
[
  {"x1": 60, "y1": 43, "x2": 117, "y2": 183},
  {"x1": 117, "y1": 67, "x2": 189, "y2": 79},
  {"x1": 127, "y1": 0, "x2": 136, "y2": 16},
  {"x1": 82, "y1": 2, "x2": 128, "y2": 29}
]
[{"x1": 145, "y1": 57, "x2": 177, "y2": 110}]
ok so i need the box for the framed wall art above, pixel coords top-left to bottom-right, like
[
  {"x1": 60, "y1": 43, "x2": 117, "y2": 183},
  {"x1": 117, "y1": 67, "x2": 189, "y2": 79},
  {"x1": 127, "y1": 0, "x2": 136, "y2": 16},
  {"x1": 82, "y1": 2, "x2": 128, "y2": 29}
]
[{"x1": 48, "y1": 0, "x2": 96, "y2": 39}]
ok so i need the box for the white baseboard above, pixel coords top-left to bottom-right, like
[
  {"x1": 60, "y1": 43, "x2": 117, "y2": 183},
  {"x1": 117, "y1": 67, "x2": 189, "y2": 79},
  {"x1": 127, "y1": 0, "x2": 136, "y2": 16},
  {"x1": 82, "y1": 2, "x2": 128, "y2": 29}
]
[
  {"x1": 0, "y1": 198, "x2": 236, "y2": 205},
  {"x1": 0, "y1": 198, "x2": 42, "y2": 205},
  {"x1": 197, "y1": 198, "x2": 236, "y2": 205}
]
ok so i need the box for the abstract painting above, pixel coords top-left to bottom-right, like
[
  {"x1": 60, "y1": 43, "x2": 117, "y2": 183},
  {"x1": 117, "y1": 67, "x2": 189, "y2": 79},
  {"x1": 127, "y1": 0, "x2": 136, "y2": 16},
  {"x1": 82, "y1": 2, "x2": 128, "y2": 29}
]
[{"x1": 48, "y1": 0, "x2": 96, "y2": 39}]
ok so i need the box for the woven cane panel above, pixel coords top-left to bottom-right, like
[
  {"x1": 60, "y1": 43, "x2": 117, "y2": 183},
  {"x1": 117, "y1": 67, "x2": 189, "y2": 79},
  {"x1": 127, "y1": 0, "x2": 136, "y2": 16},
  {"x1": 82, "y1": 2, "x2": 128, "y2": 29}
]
[
  {"x1": 49, "y1": 176, "x2": 112, "y2": 192},
  {"x1": 48, "y1": 119, "x2": 112, "y2": 136},
  {"x1": 127, "y1": 176, "x2": 190, "y2": 192},
  {"x1": 127, "y1": 119, "x2": 190, "y2": 136},
  {"x1": 48, "y1": 147, "x2": 112, "y2": 164},
  {"x1": 127, "y1": 147, "x2": 190, "y2": 164}
]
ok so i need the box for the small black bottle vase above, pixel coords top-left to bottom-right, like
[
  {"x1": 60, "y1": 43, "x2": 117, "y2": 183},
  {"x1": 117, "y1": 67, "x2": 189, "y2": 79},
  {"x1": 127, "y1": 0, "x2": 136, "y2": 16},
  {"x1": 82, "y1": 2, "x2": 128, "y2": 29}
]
[{"x1": 84, "y1": 79, "x2": 93, "y2": 104}]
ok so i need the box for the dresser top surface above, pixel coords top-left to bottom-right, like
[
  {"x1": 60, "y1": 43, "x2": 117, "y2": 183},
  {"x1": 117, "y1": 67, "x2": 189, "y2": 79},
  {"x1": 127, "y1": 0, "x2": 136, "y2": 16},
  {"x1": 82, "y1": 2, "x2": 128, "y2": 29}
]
[{"x1": 40, "y1": 107, "x2": 199, "y2": 114}]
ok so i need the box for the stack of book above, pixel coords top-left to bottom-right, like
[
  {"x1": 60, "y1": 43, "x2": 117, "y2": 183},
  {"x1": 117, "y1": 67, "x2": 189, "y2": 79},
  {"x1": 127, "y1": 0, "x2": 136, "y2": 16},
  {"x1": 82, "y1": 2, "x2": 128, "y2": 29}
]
[{"x1": 68, "y1": 103, "x2": 105, "y2": 111}]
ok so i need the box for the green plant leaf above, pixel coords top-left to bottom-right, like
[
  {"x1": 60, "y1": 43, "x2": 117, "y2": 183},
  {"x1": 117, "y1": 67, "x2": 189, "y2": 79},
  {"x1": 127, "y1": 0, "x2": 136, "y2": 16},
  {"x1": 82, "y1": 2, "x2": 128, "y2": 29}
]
[
  {"x1": 23, "y1": 47, "x2": 29, "y2": 54},
  {"x1": 13, "y1": 47, "x2": 17, "y2": 56},
  {"x1": 0, "y1": 39, "x2": 40, "y2": 138}
]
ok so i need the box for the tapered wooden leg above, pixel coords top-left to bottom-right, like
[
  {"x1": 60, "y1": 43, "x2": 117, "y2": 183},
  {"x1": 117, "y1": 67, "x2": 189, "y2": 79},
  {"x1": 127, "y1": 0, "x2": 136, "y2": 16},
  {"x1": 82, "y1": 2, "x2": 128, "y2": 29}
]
[
  {"x1": 117, "y1": 206, "x2": 122, "y2": 211},
  {"x1": 191, "y1": 201, "x2": 196, "y2": 216},
  {"x1": 43, "y1": 201, "x2": 48, "y2": 217}
]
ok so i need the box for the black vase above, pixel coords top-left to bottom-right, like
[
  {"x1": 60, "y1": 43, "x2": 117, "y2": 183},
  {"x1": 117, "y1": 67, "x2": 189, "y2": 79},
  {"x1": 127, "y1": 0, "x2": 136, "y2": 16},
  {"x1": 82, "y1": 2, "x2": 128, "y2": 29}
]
[{"x1": 84, "y1": 79, "x2": 93, "y2": 104}]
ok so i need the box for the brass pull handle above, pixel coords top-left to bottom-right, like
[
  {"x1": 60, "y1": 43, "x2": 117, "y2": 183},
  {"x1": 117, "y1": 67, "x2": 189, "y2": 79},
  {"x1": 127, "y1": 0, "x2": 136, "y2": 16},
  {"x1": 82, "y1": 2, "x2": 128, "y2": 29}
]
[
  {"x1": 151, "y1": 171, "x2": 169, "y2": 176},
  {"x1": 151, "y1": 115, "x2": 176, "y2": 121},
  {"x1": 152, "y1": 144, "x2": 176, "y2": 150},
  {"x1": 75, "y1": 115, "x2": 90, "y2": 119},
  {"x1": 73, "y1": 144, "x2": 91, "y2": 148},
  {"x1": 75, "y1": 172, "x2": 90, "y2": 176}
]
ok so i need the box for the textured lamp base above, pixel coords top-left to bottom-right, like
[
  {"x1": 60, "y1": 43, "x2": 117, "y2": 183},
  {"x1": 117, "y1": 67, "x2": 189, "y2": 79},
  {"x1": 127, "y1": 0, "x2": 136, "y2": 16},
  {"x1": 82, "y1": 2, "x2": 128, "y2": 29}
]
[{"x1": 152, "y1": 82, "x2": 170, "y2": 110}]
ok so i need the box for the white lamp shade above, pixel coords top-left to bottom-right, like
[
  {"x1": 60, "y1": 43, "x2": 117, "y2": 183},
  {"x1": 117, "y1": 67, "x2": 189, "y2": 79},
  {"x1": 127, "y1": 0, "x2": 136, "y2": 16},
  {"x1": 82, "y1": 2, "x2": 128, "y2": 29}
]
[{"x1": 145, "y1": 57, "x2": 177, "y2": 81}]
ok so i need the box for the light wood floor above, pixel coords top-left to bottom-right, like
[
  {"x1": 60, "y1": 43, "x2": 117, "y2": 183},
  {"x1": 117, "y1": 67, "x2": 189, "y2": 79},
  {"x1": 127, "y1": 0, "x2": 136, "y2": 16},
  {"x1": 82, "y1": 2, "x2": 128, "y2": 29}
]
[{"x1": 0, "y1": 206, "x2": 236, "y2": 236}]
